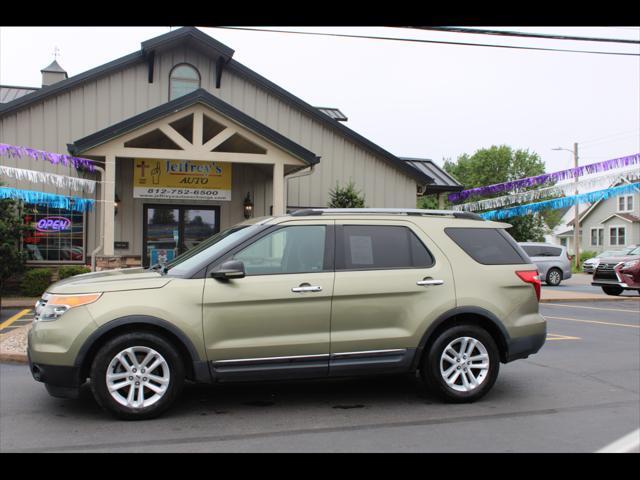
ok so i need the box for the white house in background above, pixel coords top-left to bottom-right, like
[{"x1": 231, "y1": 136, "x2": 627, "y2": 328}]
[{"x1": 549, "y1": 181, "x2": 640, "y2": 255}]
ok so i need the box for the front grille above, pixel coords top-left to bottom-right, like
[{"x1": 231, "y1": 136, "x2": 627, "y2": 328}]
[{"x1": 594, "y1": 263, "x2": 619, "y2": 280}]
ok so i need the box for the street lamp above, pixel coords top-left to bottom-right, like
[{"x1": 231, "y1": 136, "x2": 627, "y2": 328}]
[{"x1": 552, "y1": 143, "x2": 580, "y2": 269}]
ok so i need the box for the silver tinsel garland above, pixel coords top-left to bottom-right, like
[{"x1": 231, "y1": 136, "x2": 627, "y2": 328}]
[{"x1": 0, "y1": 165, "x2": 96, "y2": 193}]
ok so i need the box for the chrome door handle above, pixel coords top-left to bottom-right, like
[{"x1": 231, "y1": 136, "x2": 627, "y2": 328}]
[
  {"x1": 417, "y1": 279, "x2": 444, "y2": 287},
  {"x1": 291, "y1": 285, "x2": 322, "y2": 293}
]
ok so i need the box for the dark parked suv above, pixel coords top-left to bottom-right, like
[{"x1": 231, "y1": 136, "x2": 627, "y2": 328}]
[{"x1": 592, "y1": 245, "x2": 640, "y2": 295}]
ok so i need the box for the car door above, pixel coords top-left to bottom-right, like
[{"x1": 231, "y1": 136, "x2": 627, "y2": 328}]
[
  {"x1": 329, "y1": 220, "x2": 456, "y2": 376},
  {"x1": 202, "y1": 220, "x2": 334, "y2": 381}
]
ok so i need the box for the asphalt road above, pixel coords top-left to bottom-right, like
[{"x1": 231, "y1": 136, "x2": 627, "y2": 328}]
[{"x1": 1, "y1": 300, "x2": 638, "y2": 453}]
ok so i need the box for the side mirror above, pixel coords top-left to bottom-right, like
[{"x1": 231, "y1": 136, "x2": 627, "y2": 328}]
[{"x1": 211, "y1": 260, "x2": 246, "y2": 280}]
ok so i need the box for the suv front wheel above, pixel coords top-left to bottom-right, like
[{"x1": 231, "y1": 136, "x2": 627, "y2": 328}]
[
  {"x1": 90, "y1": 332, "x2": 185, "y2": 420},
  {"x1": 421, "y1": 324, "x2": 500, "y2": 403}
]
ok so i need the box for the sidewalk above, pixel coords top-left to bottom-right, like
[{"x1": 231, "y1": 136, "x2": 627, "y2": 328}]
[{"x1": 1, "y1": 291, "x2": 638, "y2": 365}]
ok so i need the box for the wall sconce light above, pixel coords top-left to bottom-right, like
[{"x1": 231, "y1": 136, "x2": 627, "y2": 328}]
[
  {"x1": 114, "y1": 194, "x2": 121, "y2": 216},
  {"x1": 243, "y1": 192, "x2": 253, "y2": 219}
]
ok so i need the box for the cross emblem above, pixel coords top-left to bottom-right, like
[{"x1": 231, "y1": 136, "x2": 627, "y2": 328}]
[{"x1": 137, "y1": 160, "x2": 149, "y2": 177}]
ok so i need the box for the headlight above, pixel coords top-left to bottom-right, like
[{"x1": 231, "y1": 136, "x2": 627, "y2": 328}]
[
  {"x1": 622, "y1": 259, "x2": 640, "y2": 269},
  {"x1": 35, "y1": 293, "x2": 102, "y2": 322}
]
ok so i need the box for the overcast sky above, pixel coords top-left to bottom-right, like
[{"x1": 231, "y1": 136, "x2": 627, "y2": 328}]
[{"x1": 1, "y1": 26, "x2": 638, "y2": 176}]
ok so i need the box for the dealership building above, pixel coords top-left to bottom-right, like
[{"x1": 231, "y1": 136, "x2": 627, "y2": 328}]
[{"x1": 0, "y1": 27, "x2": 462, "y2": 268}]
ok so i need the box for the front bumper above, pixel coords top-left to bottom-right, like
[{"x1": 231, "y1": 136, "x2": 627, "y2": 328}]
[{"x1": 27, "y1": 344, "x2": 82, "y2": 399}]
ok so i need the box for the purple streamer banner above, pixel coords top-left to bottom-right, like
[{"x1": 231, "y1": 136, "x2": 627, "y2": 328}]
[
  {"x1": 0, "y1": 143, "x2": 95, "y2": 172},
  {"x1": 448, "y1": 153, "x2": 640, "y2": 203}
]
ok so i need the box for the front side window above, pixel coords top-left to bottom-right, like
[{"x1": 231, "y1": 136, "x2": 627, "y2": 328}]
[
  {"x1": 233, "y1": 225, "x2": 327, "y2": 275},
  {"x1": 22, "y1": 205, "x2": 85, "y2": 262},
  {"x1": 339, "y1": 225, "x2": 434, "y2": 270},
  {"x1": 169, "y1": 64, "x2": 200, "y2": 100}
]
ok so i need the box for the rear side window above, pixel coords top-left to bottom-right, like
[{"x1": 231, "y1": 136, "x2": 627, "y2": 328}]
[
  {"x1": 521, "y1": 245, "x2": 540, "y2": 257},
  {"x1": 445, "y1": 228, "x2": 528, "y2": 265},
  {"x1": 541, "y1": 246, "x2": 562, "y2": 257},
  {"x1": 339, "y1": 225, "x2": 434, "y2": 270}
]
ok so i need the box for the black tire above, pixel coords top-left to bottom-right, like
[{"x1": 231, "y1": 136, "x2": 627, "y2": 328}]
[
  {"x1": 602, "y1": 285, "x2": 623, "y2": 296},
  {"x1": 546, "y1": 268, "x2": 563, "y2": 286},
  {"x1": 90, "y1": 332, "x2": 185, "y2": 420},
  {"x1": 420, "y1": 324, "x2": 500, "y2": 403}
]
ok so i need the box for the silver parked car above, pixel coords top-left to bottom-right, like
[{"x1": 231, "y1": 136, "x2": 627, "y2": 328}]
[{"x1": 518, "y1": 242, "x2": 572, "y2": 286}]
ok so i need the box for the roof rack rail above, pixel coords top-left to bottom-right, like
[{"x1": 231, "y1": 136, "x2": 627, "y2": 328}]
[{"x1": 288, "y1": 208, "x2": 484, "y2": 221}]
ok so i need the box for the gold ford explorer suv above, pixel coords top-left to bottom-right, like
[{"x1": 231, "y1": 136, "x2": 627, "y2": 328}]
[{"x1": 28, "y1": 209, "x2": 546, "y2": 420}]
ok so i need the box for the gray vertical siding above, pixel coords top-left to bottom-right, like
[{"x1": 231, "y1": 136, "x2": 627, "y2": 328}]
[{"x1": 1, "y1": 42, "x2": 418, "y2": 260}]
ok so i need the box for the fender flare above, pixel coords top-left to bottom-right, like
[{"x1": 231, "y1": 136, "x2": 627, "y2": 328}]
[
  {"x1": 411, "y1": 306, "x2": 512, "y2": 369},
  {"x1": 75, "y1": 315, "x2": 208, "y2": 381}
]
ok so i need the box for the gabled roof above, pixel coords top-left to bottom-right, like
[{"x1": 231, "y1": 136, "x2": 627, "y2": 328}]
[
  {"x1": 0, "y1": 27, "x2": 434, "y2": 186},
  {"x1": 600, "y1": 213, "x2": 640, "y2": 224},
  {"x1": 67, "y1": 88, "x2": 320, "y2": 166},
  {"x1": 577, "y1": 179, "x2": 639, "y2": 225}
]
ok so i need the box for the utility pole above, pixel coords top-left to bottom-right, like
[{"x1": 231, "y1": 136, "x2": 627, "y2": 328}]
[
  {"x1": 573, "y1": 142, "x2": 580, "y2": 269},
  {"x1": 553, "y1": 143, "x2": 581, "y2": 268}
]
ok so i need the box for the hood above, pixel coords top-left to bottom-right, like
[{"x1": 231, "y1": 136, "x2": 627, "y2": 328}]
[
  {"x1": 597, "y1": 254, "x2": 640, "y2": 263},
  {"x1": 46, "y1": 268, "x2": 172, "y2": 295}
]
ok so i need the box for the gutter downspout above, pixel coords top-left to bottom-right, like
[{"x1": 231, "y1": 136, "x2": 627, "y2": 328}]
[
  {"x1": 284, "y1": 164, "x2": 315, "y2": 212},
  {"x1": 90, "y1": 166, "x2": 105, "y2": 272}
]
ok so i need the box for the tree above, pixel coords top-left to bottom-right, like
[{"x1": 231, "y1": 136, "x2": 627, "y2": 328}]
[
  {"x1": 0, "y1": 187, "x2": 27, "y2": 309},
  {"x1": 443, "y1": 145, "x2": 550, "y2": 242},
  {"x1": 328, "y1": 181, "x2": 365, "y2": 208}
]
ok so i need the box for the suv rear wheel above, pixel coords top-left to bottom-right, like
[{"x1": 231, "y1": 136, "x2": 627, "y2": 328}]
[
  {"x1": 421, "y1": 324, "x2": 499, "y2": 403},
  {"x1": 90, "y1": 332, "x2": 185, "y2": 420}
]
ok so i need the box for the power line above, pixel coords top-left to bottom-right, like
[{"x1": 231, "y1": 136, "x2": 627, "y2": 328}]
[
  {"x1": 212, "y1": 27, "x2": 640, "y2": 57},
  {"x1": 401, "y1": 27, "x2": 640, "y2": 44},
  {"x1": 579, "y1": 129, "x2": 640, "y2": 145}
]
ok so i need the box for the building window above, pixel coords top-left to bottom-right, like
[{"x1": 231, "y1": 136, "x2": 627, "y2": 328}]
[
  {"x1": 618, "y1": 195, "x2": 634, "y2": 213},
  {"x1": 591, "y1": 227, "x2": 604, "y2": 246},
  {"x1": 22, "y1": 205, "x2": 85, "y2": 263},
  {"x1": 169, "y1": 64, "x2": 200, "y2": 100},
  {"x1": 609, "y1": 226, "x2": 626, "y2": 246}
]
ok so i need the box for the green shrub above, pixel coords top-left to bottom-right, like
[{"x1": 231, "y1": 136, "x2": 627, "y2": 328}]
[
  {"x1": 20, "y1": 268, "x2": 53, "y2": 297},
  {"x1": 58, "y1": 265, "x2": 91, "y2": 280},
  {"x1": 580, "y1": 251, "x2": 597, "y2": 263},
  {"x1": 328, "y1": 181, "x2": 365, "y2": 208}
]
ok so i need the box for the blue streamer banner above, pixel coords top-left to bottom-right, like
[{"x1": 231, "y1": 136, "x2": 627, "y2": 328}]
[
  {"x1": 479, "y1": 183, "x2": 640, "y2": 221},
  {"x1": 0, "y1": 187, "x2": 95, "y2": 212}
]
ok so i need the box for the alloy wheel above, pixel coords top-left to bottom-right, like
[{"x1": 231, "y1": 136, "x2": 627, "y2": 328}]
[
  {"x1": 106, "y1": 346, "x2": 170, "y2": 409},
  {"x1": 439, "y1": 336, "x2": 490, "y2": 392}
]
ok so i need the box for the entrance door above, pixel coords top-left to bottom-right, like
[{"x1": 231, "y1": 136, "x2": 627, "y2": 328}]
[{"x1": 143, "y1": 205, "x2": 220, "y2": 267}]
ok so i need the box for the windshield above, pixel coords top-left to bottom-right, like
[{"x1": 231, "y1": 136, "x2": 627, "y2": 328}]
[
  {"x1": 629, "y1": 246, "x2": 640, "y2": 256},
  {"x1": 159, "y1": 223, "x2": 266, "y2": 276}
]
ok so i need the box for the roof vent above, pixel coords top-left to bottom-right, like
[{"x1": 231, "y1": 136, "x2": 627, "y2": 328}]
[
  {"x1": 315, "y1": 107, "x2": 348, "y2": 122},
  {"x1": 41, "y1": 59, "x2": 68, "y2": 87}
]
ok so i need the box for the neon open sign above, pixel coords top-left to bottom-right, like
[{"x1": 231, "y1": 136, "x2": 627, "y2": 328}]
[{"x1": 35, "y1": 216, "x2": 71, "y2": 232}]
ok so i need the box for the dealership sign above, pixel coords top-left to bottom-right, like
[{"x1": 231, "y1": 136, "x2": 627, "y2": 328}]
[
  {"x1": 35, "y1": 216, "x2": 71, "y2": 232},
  {"x1": 133, "y1": 159, "x2": 232, "y2": 201}
]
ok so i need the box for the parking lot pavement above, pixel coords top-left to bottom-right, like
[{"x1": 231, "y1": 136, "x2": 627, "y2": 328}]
[
  {"x1": 1, "y1": 300, "x2": 638, "y2": 453},
  {"x1": 0, "y1": 308, "x2": 33, "y2": 336}
]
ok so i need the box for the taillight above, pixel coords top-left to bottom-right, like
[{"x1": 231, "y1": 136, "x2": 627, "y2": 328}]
[{"x1": 516, "y1": 270, "x2": 541, "y2": 301}]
